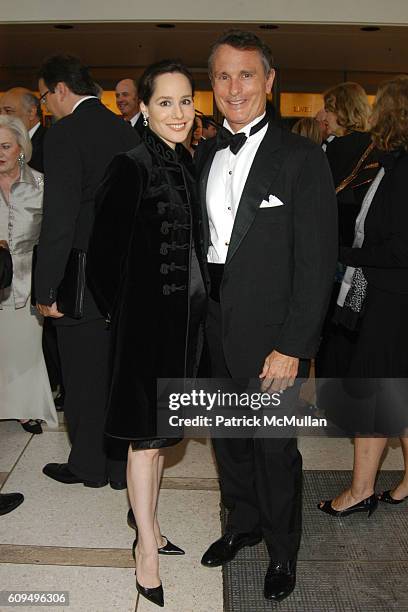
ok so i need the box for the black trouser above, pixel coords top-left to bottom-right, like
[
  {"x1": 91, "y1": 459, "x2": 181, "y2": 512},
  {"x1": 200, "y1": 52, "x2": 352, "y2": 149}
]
[
  {"x1": 56, "y1": 318, "x2": 126, "y2": 483},
  {"x1": 42, "y1": 318, "x2": 63, "y2": 391},
  {"x1": 206, "y1": 297, "x2": 302, "y2": 561}
]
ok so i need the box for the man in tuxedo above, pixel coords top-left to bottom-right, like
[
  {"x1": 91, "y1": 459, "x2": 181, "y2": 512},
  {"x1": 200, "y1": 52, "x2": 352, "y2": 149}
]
[
  {"x1": 35, "y1": 55, "x2": 139, "y2": 488},
  {"x1": 196, "y1": 31, "x2": 337, "y2": 601},
  {"x1": 0, "y1": 87, "x2": 46, "y2": 172},
  {"x1": 315, "y1": 108, "x2": 335, "y2": 151},
  {"x1": 115, "y1": 78, "x2": 144, "y2": 135}
]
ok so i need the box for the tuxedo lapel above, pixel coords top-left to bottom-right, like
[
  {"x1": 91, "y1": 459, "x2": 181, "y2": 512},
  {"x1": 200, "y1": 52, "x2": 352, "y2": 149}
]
[
  {"x1": 225, "y1": 123, "x2": 284, "y2": 265},
  {"x1": 198, "y1": 140, "x2": 217, "y2": 254}
]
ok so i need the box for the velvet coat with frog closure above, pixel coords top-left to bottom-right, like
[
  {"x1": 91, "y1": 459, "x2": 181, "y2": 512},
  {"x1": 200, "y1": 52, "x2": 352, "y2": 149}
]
[{"x1": 87, "y1": 128, "x2": 206, "y2": 447}]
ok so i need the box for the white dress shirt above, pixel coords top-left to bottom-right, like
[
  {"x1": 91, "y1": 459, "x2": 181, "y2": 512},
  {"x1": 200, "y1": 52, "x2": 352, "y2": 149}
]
[
  {"x1": 28, "y1": 122, "x2": 41, "y2": 139},
  {"x1": 130, "y1": 112, "x2": 141, "y2": 127},
  {"x1": 322, "y1": 134, "x2": 335, "y2": 152},
  {"x1": 207, "y1": 113, "x2": 268, "y2": 264}
]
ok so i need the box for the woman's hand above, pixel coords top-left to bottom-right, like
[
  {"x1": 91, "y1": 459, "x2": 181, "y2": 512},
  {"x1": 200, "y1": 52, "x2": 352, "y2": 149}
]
[{"x1": 0, "y1": 240, "x2": 9, "y2": 250}]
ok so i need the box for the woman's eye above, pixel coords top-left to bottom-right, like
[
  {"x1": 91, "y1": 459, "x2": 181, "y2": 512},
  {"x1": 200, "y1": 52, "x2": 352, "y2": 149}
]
[
  {"x1": 182, "y1": 99, "x2": 192, "y2": 105},
  {"x1": 160, "y1": 101, "x2": 170, "y2": 107}
]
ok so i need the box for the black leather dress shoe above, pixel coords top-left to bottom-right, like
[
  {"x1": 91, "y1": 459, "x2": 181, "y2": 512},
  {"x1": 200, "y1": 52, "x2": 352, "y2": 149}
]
[
  {"x1": 264, "y1": 560, "x2": 297, "y2": 602},
  {"x1": 201, "y1": 532, "x2": 262, "y2": 567},
  {"x1": 42, "y1": 463, "x2": 108, "y2": 488},
  {"x1": 0, "y1": 492, "x2": 24, "y2": 516}
]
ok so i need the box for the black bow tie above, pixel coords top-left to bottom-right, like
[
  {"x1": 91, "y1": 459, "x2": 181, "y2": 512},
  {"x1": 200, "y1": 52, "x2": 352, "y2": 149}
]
[{"x1": 216, "y1": 114, "x2": 269, "y2": 155}]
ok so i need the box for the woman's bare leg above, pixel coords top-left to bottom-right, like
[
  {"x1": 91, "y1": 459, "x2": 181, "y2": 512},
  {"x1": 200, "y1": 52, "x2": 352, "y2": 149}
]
[
  {"x1": 153, "y1": 453, "x2": 166, "y2": 547},
  {"x1": 127, "y1": 446, "x2": 160, "y2": 587},
  {"x1": 388, "y1": 436, "x2": 408, "y2": 500},
  {"x1": 320, "y1": 437, "x2": 388, "y2": 510}
]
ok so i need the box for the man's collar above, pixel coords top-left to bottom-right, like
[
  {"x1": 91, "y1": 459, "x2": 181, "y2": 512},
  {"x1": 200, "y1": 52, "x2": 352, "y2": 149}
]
[
  {"x1": 71, "y1": 96, "x2": 98, "y2": 113},
  {"x1": 129, "y1": 111, "x2": 141, "y2": 127},
  {"x1": 28, "y1": 122, "x2": 41, "y2": 139},
  {"x1": 224, "y1": 112, "x2": 266, "y2": 136}
]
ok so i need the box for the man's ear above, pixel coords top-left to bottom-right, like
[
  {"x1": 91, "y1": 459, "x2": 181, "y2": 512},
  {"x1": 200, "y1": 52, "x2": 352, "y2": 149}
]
[
  {"x1": 54, "y1": 81, "x2": 68, "y2": 98},
  {"x1": 265, "y1": 69, "x2": 275, "y2": 94},
  {"x1": 27, "y1": 104, "x2": 37, "y2": 123}
]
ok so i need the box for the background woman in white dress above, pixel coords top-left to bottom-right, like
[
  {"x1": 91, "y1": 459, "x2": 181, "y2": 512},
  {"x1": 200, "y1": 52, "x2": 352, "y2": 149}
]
[{"x1": 0, "y1": 115, "x2": 57, "y2": 432}]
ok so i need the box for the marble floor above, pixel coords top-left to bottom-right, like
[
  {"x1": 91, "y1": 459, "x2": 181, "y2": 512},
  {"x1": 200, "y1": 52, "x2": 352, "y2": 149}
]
[{"x1": 0, "y1": 417, "x2": 404, "y2": 612}]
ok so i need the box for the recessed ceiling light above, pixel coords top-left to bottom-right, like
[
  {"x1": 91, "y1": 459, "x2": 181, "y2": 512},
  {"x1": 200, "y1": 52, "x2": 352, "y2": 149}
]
[
  {"x1": 360, "y1": 26, "x2": 380, "y2": 32},
  {"x1": 259, "y1": 24, "x2": 279, "y2": 30},
  {"x1": 53, "y1": 24, "x2": 74, "y2": 30},
  {"x1": 156, "y1": 23, "x2": 175, "y2": 29}
]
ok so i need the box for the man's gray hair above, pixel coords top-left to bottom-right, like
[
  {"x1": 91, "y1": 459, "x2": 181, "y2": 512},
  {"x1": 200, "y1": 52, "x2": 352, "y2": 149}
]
[
  {"x1": 0, "y1": 115, "x2": 32, "y2": 162},
  {"x1": 21, "y1": 91, "x2": 42, "y2": 121},
  {"x1": 208, "y1": 30, "x2": 274, "y2": 79}
]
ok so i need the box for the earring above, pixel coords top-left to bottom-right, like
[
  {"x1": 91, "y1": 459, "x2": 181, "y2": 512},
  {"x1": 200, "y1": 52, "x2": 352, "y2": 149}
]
[
  {"x1": 143, "y1": 114, "x2": 149, "y2": 127},
  {"x1": 18, "y1": 152, "x2": 25, "y2": 167}
]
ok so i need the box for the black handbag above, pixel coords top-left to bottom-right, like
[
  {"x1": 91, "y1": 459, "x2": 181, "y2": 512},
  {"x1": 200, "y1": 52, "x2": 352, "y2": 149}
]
[
  {"x1": 0, "y1": 247, "x2": 13, "y2": 290},
  {"x1": 31, "y1": 246, "x2": 86, "y2": 319}
]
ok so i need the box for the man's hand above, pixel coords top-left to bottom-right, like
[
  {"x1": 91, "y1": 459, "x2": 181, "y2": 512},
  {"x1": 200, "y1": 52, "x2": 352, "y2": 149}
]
[
  {"x1": 0, "y1": 240, "x2": 9, "y2": 249},
  {"x1": 259, "y1": 349, "x2": 299, "y2": 393},
  {"x1": 36, "y1": 302, "x2": 64, "y2": 318}
]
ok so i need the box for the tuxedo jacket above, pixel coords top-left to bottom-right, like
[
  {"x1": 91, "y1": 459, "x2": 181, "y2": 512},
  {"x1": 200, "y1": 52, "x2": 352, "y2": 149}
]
[
  {"x1": 35, "y1": 98, "x2": 139, "y2": 324},
  {"x1": 134, "y1": 113, "x2": 145, "y2": 137},
  {"x1": 29, "y1": 124, "x2": 47, "y2": 173},
  {"x1": 195, "y1": 122, "x2": 338, "y2": 377}
]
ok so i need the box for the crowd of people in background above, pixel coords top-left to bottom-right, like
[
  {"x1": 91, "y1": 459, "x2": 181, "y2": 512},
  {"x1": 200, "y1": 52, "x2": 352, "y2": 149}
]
[{"x1": 1, "y1": 28, "x2": 407, "y2": 607}]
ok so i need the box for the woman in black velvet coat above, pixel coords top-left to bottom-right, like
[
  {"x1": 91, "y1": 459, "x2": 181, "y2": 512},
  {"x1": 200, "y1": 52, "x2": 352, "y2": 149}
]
[{"x1": 87, "y1": 60, "x2": 205, "y2": 607}]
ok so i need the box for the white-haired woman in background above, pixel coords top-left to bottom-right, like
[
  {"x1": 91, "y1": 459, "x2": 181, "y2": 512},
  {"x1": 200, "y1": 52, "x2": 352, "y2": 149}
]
[{"x1": 0, "y1": 115, "x2": 57, "y2": 433}]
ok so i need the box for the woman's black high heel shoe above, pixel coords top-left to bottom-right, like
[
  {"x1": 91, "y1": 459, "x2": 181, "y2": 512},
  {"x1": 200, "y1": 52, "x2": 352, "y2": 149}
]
[
  {"x1": 20, "y1": 420, "x2": 43, "y2": 434},
  {"x1": 132, "y1": 536, "x2": 184, "y2": 560},
  {"x1": 317, "y1": 493, "x2": 378, "y2": 517},
  {"x1": 136, "y1": 576, "x2": 164, "y2": 608},
  {"x1": 378, "y1": 490, "x2": 408, "y2": 505}
]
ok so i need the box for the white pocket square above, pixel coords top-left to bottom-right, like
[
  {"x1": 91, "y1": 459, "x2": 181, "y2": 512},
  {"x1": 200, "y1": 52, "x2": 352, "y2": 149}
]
[{"x1": 259, "y1": 195, "x2": 285, "y2": 208}]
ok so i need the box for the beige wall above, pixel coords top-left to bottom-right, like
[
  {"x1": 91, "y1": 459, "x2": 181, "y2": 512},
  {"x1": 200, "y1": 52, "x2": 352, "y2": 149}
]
[{"x1": 1, "y1": 0, "x2": 408, "y2": 25}]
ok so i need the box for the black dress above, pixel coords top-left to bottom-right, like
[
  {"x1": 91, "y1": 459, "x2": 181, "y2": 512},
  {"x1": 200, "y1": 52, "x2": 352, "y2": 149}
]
[
  {"x1": 87, "y1": 128, "x2": 206, "y2": 448},
  {"x1": 316, "y1": 131, "x2": 380, "y2": 378},
  {"x1": 320, "y1": 149, "x2": 408, "y2": 435}
]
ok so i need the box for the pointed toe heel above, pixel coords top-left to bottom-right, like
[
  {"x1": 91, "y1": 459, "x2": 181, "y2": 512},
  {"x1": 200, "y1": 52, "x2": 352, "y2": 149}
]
[
  {"x1": 158, "y1": 536, "x2": 185, "y2": 555},
  {"x1": 317, "y1": 493, "x2": 378, "y2": 518},
  {"x1": 132, "y1": 535, "x2": 184, "y2": 558},
  {"x1": 378, "y1": 490, "x2": 408, "y2": 505},
  {"x1": 136, "y1": 579, "x2": 164, "y2": 608}
]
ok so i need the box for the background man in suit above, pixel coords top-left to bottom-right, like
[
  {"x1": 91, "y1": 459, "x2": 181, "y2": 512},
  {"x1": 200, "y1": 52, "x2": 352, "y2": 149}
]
[
  {"x1": 201, "y1": 115, "x2": 218, "y2": 140},
  {"x1": 0, "y1": 87, "x2": 46, "y2": 172},
  {"x1": 196, "y1": 31, "x2": 337, "y2": 602},
  {"x1": 115, "y1": 78, "x2": 144, "y2": 135},
  {"x1": 35, "y1": 55, "x2": 139, "y2": 488}
]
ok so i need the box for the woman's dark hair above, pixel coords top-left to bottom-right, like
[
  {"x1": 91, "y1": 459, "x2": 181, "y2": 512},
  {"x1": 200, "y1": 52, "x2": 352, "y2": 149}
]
[
  {"x1": 38, "y1": 54, "x2": 96, "y2": 96},
  {"x1": 138, "y1": 59, "x2": 195, "y2": 105},
  {"x1": 208, "y1": 30, "x2": 274, "y2": 78}
]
